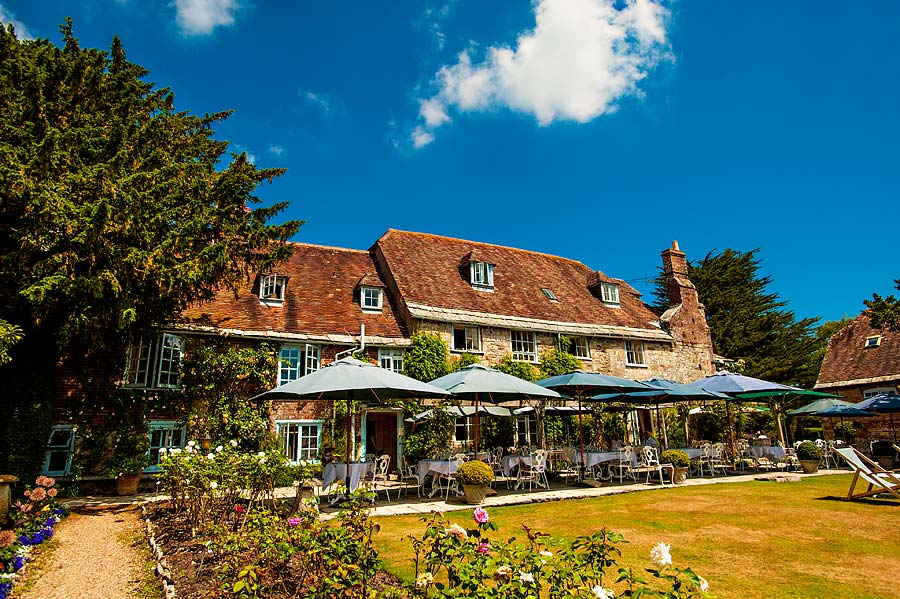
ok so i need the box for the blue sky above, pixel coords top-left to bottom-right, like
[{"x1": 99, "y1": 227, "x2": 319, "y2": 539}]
[{"x1": 4, "y1": 1, "x2": 899, "y2": 324}]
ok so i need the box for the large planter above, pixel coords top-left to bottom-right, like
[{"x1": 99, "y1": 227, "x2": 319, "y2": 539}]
[
  {"x1": 799, "y1": 460, "x2": 820, "y2": 474},
  {"x1": 462, "y1": 484, "x2": 489, "y2": 505},
  {"x1": 672, "y1": 467, "x2": 689, "y2": 484},
  {"x1": 116, "y1": 471, "x2": 143, "y2": 496}
]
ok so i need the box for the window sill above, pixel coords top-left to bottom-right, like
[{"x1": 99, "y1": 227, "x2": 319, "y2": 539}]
[
  {"x1": 260, "y1": 298, "x2": 285, "y2": 306},
  {"x1": 450, "y1": 349, "x2": 484, "y2": 355},
  {"x1": 471, "y1": 285, "x2": 495, "y2": 293},
  {"x1": 361, "y1": 307, "x2": 383, "y2": 314},
  {"x1": 603, "y1": 302, "x2": 621, "y2": 308},
  {"x1": 625, "y1": 363, "x2": 649, "y2": 368}
]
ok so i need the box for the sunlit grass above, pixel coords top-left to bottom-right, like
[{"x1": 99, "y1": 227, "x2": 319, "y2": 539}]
[{"x1": 372, "y1": 474, "x2": 900, "y2": 599}]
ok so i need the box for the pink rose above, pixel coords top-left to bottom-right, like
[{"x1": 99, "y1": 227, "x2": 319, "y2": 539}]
[
  {"x1": 477, "y1": 541, "x2": 490, "y2": 555},
  {"x1": 287, "y1": 517, "x2": 302, "y2": 527},
  {"x1": 48, "y1": 488, "x2": 58, "y2": 497},
  {"x1": 234, "y1": 504, "x2": 244, "y2": 514},
  {"x1": 473, "y1": 507, "x2": 489, "y2": 524}
]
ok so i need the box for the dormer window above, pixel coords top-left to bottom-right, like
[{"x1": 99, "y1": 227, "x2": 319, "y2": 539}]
[
  {"x1": 471, "y1": 261, "x2": 494, "y2": 289},
  {"x1": 864, "y1": 335, "x2": 882, "y2": 348},
  {"x1": 260, "y1": 274, "x2": 286, "y2": 304},
  {"x1": 361, "y1": 286, "x2": 383, "y2": 311},
  {"x1": 600, "y1": 282, "x2": 620, "y2": 305}
]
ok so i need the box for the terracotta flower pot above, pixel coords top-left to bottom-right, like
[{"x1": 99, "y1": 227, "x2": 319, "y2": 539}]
[
  {"x1": 116, "y1": 471, "x2": 143, "y2": 496},
  {"x1": 799, "y1": 460, "x2": 819, "y2": 474},
  {"x1": 672, "y1": 467, "x2": 689, "y2": 484},
  {"x1": 462, "y1": 484, "x2": 489, "y2": 504}
]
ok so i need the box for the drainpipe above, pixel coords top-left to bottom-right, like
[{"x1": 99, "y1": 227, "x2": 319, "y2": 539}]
[{"x1": 335, "y1": 324, "x2": 366, "y2": 360}]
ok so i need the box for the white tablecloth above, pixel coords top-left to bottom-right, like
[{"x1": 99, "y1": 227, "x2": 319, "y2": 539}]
[
  {"x1": 748, "y1": 446, "x2": 785, "y2": 459},
  {"x1": 671, "y1": 448, "x2": 704, "y2": 460},
  {"x1": 502, "y1": 455, "x2": 540, "y2": 476},
  {"x1": 583, "y1": 451, "x2": 638, "y2": 469},
  {"x1": 322, "y1": 462, "x2": 373, "y2": 491},
  {"x1": 417, "y1": 459, "x2": 460, "y2": 485}
]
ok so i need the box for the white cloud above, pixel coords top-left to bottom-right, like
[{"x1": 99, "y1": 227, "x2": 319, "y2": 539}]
[
  {"x1": 173, "y1": 0, "x2": 240, "y2": 36},
  {"x1": 411, "y1": 126, "x2": 435, "y2": 149},
  {"x1": 299, "y1": 89, "x2": 338, "y2": 116},
  {"x1": 268, "y1": 145, "x2": 285, "y2": 156},
  {"x1": 418, "y1": 0, "x2": 457, "y2": 50},
  {"x1": 0, "y1": 4, "x2": 33, "y2": 39},
  {"x1": 412, "y1": 0, "x2": 671, "y2": 147}
]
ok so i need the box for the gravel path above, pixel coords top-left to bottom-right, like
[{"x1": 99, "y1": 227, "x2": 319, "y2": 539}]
[{"x1": 18, "y1": 509, "x2": 147, "y2": 599}]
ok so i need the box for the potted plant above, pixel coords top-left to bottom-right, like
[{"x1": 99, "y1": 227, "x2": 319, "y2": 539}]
[
  {"x1": 796, "y1": 441, "x2": 822, "y2": 474},
  {"x1": 660, "y1": 449, "x2": 691, "y2": 484},
  {"x1": 454, "y1": 459, "x2": 494, "y2": 504},
  {"x1": 108, "y1": 428, "x2": 151, "y2": 495}
]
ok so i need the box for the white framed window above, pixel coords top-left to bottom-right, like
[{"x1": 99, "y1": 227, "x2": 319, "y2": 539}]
[
  {"x1": 278, "y1": 344, "x2": 320, "y2": 385},
  {"x1": 146, "y1": 421, "x2": 185, "y2": 471},
  {"x1": 379, "y1": 348, "x2": 404, "y2": 373},
  {"x1": 600, "y1": 282, "x2": 620, "y2": 305},
  {"x1": 123, "y1": 333, "x2": 184, "y2": 389},
  {"x1": 453, "y1": 326, "x2": 481, "y2": 352},
  {"x1": 516, "y1": 415, "x2": 538, "y2": 446},
  {"x1": 863, "y1": 387, "x2": 894, "y2": 399},
  {"x1": 625, "y1": 340, "x2": 647, "y2": 366},
  {"x1": 43, "y1": 425, "x2": 75, "y2": 476},
  {"x1": 510, "y1": 330, "x2": 537, "y2": 362},
  {"x1": 260, "y1": 274, "x2": 287, "y2": 304},
  {"x1": 277, "y1": 420, "x2": 323, "y2": 462},
  {"x1": 361, "y1": 286, "x2": 383, "y2": 311},
  {"x1": 470, "y1": 261, "x2": 494, "y2": 288},
  {"x1": 864, "y1": 335, "x2": 882, "y2": 348},
  {"x1": 567, "y1": 336, "x2": 590, "y2": 359},
  {"x1": 455, "y1": 417, "x2": 475, "y2": 443}
]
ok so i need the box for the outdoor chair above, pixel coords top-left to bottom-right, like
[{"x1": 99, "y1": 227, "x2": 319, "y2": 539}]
[
  {"x1": 709, "y1": 443, "x2": 730, "y2": 476},
  {"x1": 430, "y1": 456, "x2": 462, "y2": 500},
  {"x1": 821, "y1": 441, "x2": 838, "y2": 469},
  {"x1": 515, "y1": 450, "x2": 548, "y2": 491},
  {"x1": 366, "y1": 454, "x2": 392, "y2": 502},
  {"x1": 632, "y1": 446, "x2": 674, "y2": 486},
  {"x1": 693, "y1": 443, "x2": 712, "y2": 477},
  {"x1": 834, "y1": 446, "x2": 900, "y2": 501},
  {"x1": 487, "y1": 446, "x2": 510, "y2": 488},
  {"x1": 398, "y1": 456, "x2": 423, "y2": 498},
  {"x1": 609, "y1": 446, "x2": 635, "y2": 483}
]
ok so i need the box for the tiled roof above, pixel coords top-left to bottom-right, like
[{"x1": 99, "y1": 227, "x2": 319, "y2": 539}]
[
  {"x1": 373, "y1": 230, "x2": 665, "y2": 335},
  {"x1": 179, "y1": 243, "x2": 407, "y2": 343},
  {"x1": 815, "y1": 314, "x2": 900, "y2": 388}
]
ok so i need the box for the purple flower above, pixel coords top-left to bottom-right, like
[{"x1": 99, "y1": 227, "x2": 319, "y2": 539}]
[
  {"x1": 287, "y1": 517, "x2": 302, "y2": 527},
  {"x1": 12, "y1": 555, "x2": 26, "y2": 571}
]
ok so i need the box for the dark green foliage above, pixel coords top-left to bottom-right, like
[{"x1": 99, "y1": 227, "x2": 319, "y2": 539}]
[
  {"x1": 865, "y1": 279, "x2": 900, "y2": 332},
  {"x1": 181, "y1": 341, "x2": 279, "y2": 448},
  {"x1": 403, "y1": 331, "x2": 450, "y2": 382},
  {"x1": 0, "y1": 374, "x2": 53, "y2": 490},
  {"x1": 0, "y1": 23, "x2": 300, "y2": 477},
  {"x1": 450, "y1": 351, "x2": 480, "y2": 371},
  {"x1": 494, "y1": 354, "x2": 539, "y2": 382},
  {"x1": 653, "y1": 248, "x2": 821, "y2": 386},
  {"x1": 402, "y1": 405, "x2": 455, "y2": 463},
  {"x1": 540, "y1": 337, "x2": 582, "y2": 378},
  {"x1": 796, "y1": 440, "x2": 822, "y2": 461},
  {"x1": 804, "y1": 317, "x2": 852, "y2": 382}
]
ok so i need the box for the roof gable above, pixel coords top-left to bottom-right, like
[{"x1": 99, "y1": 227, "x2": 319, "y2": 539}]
[
  {"x1": 816, "y1": 314, "x2": 900, "y2": 387},
  {"x1": 373, "y1": 229, "x2": 661, "y2": 332},
  {"x1": 180, "y1": 243, "x2": 406, "y2": 341}
]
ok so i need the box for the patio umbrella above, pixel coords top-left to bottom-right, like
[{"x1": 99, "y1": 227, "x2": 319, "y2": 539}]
[
  {"x1": 253, "y1": 356, "x2": 449, "y2": 492},
  {"x1": 537, "y1": 371, "x2": 653, "y2": 480},
  {"x1": 854, "y1": 393, "x2": 900, "y2": 442},
  {"x1": 788, "y1": 398, "x2": 853, "y2": 416},
  {"x1": 689, "y1": 372, "x2": 839, "y2": 447},
  {"x1": 809, "y1": 404, "x2": 875, "y2": 443},
  {"x1": 405, "y1": 405, "x2": 514, "y2": 423},
  {"x1": 428, "y1": 364, "x2": 561, "y2": 460},
  {"x1": 632, "y1": 377, "x2": 730, "y2": 448}
]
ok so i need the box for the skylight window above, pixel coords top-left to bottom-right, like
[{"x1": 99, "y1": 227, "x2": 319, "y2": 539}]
[
  {"x1": 864, "y1": 335, "x2": 882, "y2": 348},
  {"x1": 541, "y1": 288, "x2": 557, "y2": 301}
]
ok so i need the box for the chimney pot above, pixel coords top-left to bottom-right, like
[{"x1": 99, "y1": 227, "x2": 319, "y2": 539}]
[{"x1": 672, "y1": 240, "x2": 680, "y2": 251}]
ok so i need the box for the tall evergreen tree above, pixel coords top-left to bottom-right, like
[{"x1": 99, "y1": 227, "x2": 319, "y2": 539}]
[
  {"x1": 0, "y1": 22, "x2": 301, "y2": 477},
  {"x1": 865, "y1": 279, "x2": 900, "y2": 332},
  {"x1": 653, "y1": 248, "x2": 821, "y2": 386}
]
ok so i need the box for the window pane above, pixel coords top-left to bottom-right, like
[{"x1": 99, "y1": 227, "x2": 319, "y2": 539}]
[{"x1": 279, "y1": 346, "x2": 301, "y2": 385}]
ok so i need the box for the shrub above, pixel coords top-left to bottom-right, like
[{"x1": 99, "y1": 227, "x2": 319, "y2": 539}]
[
  {"x1": 796, "y1": 441, "x2": 822, "y2": 461},
  {"x1": 661, "y1": 449, "x2": 690, "y2": 468},
  {"x1": 408, "y1": 508, "x2": 712, "y2": 598},
  {"x1": 454, "y1": 460, "x2": 493, "y2": 486}
]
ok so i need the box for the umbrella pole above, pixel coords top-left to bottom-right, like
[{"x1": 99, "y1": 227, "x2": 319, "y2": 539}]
[
  {"x1": 345, "y1": 392, "x2": 353, "y2": 494},
  {"x1": 725, "y1": 401, "x2": 736, "y2": 458},
  {"x1": 578, "y1": 396, "x2": 585, "y2": 483},
  {"x1": 474, "y1": 393, "x2": 480, "y2": 461}
]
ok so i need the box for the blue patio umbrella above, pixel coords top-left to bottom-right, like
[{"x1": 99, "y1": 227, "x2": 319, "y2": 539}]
[
  {"x1": 788, "y1": 398, "x2": 853, "y2": 416},
  {"x1": 810, "y1": 404, "x2": 876, "y2": 443},
  {"x1": 538, "y1": 371, "x2": 653, "y2": 480},
  {"x1": 854, "y1": 393, "x2": 900, "y2": 442}
]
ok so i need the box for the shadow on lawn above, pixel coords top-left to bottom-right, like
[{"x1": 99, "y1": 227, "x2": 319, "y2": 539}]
[{"x1": 815, "y1": 495, "x2": 900, "y2": 507}]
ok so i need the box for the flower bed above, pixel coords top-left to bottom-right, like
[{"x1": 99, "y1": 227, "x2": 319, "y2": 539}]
[{"x1": 0, "y1": 477, "x2": 64, "y2": 599}]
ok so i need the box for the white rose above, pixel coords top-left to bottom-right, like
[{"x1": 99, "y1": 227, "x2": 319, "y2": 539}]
[
  {"x1": 210, "y1": 481, "x2": 218, "y2": 489},
  {"x1": 650, "y1": 542, "x2": 672, "y2": 568}
]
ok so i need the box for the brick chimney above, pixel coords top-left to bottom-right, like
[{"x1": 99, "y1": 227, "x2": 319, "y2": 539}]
[{"x1": 660, "y1": 241, "x2": 714, "y2": 361}]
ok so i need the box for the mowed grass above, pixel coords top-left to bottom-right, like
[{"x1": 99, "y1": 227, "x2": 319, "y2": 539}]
[{"x1": 371, "y1": 474, "x2": 900, "y2": 599}]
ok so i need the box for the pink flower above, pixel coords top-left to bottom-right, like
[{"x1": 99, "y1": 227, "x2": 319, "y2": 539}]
[
  {"x1": 445, "y1": 523, "x2": 468, "y2": 540},
  {"x1": 287, "y1": 517, "x2": 302, "y2": 527},
  {"x1": 234, "y1": 504, "x2": 244, "y2": 514},
  {"x1": 48, "y1": 488, "x2": 58, "y2": 497},
  {"x1": 477, "y1": 541, "x2": 490, "y2": 555},
  {"x1": 473, "y1": 507, "x2": 489, "y2": 524},
  {"x1": 0, "y1": 530, "x2": 16, "y2": 548},
  {"x1": 30, "y1": 487, "x2": 47, "y2": 502}
]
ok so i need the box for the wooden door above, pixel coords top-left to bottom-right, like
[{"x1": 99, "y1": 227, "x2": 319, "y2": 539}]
[{"x1": 365, "y1": 412, "x2": 398, "y2": 473}]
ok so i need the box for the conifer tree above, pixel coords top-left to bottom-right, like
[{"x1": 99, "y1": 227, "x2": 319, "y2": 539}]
[{"x1": 865, "y1": 279, "x2": 900, "y2": 331}]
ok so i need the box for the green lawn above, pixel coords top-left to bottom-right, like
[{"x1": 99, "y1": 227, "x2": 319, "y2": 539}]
[{"x1": 372, "y1": 474, "x2": 900, "y2": 598}]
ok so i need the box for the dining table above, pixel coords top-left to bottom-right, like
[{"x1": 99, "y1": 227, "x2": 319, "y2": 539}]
[
  {"x1": 747, "y1": 446, "x2": 786, "y2": 459},
  {"x1": 322, "y1": 461, "x2": 374, "y2": 492},
  {"x1": 417, "y1": 458, "x2": 463, "y2": 497}
]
